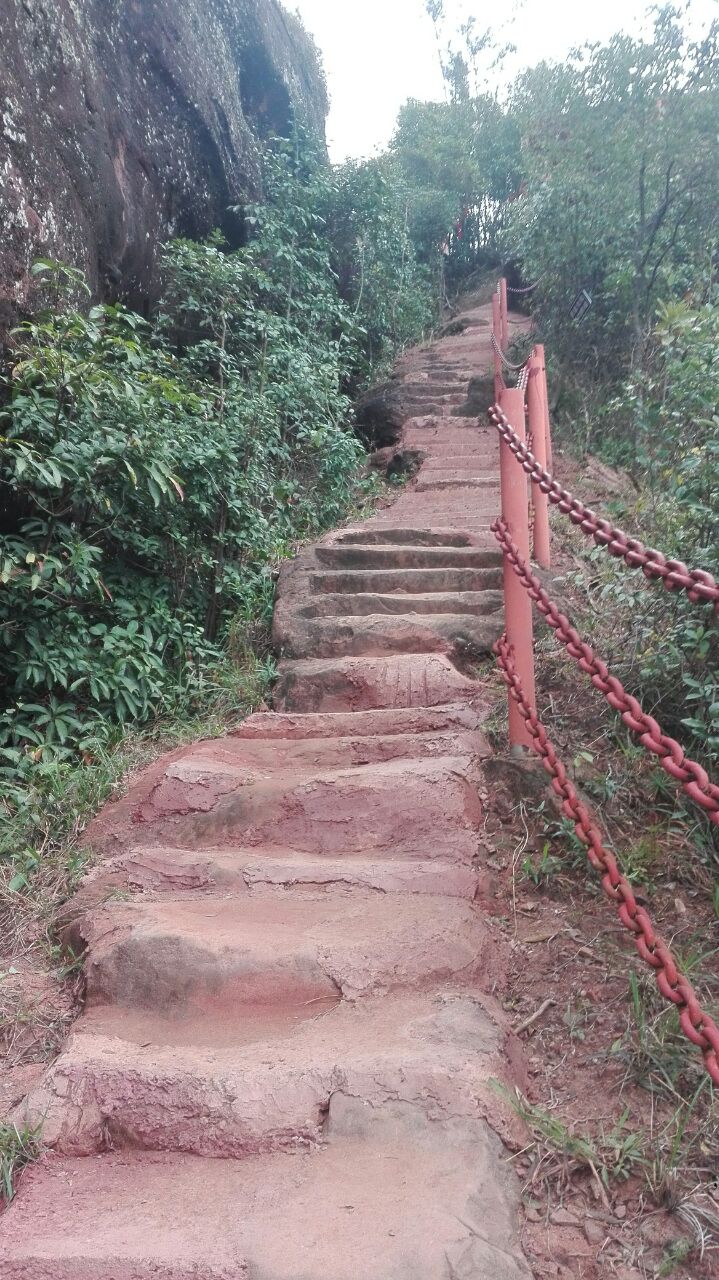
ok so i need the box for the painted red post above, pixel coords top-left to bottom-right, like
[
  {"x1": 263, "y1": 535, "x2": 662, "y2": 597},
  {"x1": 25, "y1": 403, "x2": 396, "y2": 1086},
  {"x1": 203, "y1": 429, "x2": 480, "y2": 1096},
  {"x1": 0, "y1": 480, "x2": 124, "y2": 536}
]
[
  {"x1": 539, "y1": 352, "x2": 553, "y2": 472},
  {"x1": 527, "y1": 345, "x2": 551, "y2": 570},
  {"x1": 498, "y1": 385, "x2": 536, "y2": 750},
  {"x1": 492, "y1": 293, "x2": 502, "y2": 400},
  {"x1": 500, "y1": 276, "x2": 509, "y2": 350}
]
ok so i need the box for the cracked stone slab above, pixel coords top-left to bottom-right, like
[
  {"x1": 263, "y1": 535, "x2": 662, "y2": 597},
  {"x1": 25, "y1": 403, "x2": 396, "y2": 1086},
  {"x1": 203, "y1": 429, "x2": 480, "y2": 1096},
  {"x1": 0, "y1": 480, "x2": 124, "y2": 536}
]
[{"x1": 1, "y1": 1096, "x2": 532, "y2": 1280}]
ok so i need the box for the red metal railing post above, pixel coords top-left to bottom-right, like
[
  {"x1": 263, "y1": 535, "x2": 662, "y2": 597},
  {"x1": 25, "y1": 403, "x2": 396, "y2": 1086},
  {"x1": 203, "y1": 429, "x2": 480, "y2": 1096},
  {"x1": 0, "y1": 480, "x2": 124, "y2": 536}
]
[
  {"x1": 538, "y1": 347, "x2": 553, "y2": 471},
  {"x1": 492, "y1": 293, "x2": 502, "y2": 399},
  {"x1": 498, "y1": 385, "x2": 536, "y2": 750},
  {"x1": 527, "y1": 345, "x2": 551, "y2": 570},
  {"x1": 500, "y1": 276, "x2": 509, "y2": 350}
]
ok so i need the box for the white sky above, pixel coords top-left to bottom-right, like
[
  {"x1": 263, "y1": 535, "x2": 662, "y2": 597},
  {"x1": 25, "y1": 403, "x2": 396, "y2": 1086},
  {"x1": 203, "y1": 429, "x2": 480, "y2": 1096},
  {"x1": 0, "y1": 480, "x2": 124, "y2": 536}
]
[{"x1": 290, "y1": 0, "x2": 719, "y2": 161}]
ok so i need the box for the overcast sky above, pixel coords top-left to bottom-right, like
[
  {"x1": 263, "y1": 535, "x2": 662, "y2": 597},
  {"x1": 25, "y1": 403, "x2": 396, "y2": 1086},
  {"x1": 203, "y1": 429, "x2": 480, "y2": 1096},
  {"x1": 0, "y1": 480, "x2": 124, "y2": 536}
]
[{"x1": 290, "y1": 0, "x2": 719, "y2": 161}]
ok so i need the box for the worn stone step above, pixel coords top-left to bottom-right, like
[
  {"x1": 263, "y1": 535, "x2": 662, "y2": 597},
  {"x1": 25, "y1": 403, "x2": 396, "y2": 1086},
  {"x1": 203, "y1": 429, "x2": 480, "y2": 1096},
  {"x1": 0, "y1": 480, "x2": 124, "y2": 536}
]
[
  {"x1": 301, "y1": 589, "x2": 502, "y2": 619},
  {"x1": 388, "y1": 504, "x2": 496, "y2": 514},
  {"x1": 152, "y1": 753, "x2": 485, "y2": 859},
  {"x1": 314, "y1": 545, "x2": 501, "y2": 570},
  {"x1": 103, "y1": 845, "x2": 481, "y2": 899},
  {"x1": 277, "y1": 607, "x2": 503, "y2": 660},
  {"x1": 88, "y1": 741, "x2": 489, "y2": 857},
  {"x1": 16, "y1": 990, "x2": 516, "y2": 1158},
  {"x1": 421, "y1": 456, "x2": 497, "y2": 468},
  {"x1": 400, "y1": 381, "x2": 466, "y2": 396},
  {"x1": 364, "y1": 523, "x2": 494, "y2": 537},
  {"x1": 195, "y1": 723, "x2": 487, "y2": 766},
  {"x1": 411, "y1": 473, "x2": 496, "y2": 486},
  {"x1": 336, "y1": 526, "x2": 474, "y2": 547},
  {"x1": 415, "y1": 466, "x2": 496, "y2": 478},
  {"x1": 71, "y1": 890, "x2": 490, "y2": 1022},
  {"x1": 235, "y1": 703, "x2": 489, "y2": 740},
  {"x1": 309, "y1": 566, "x2": 500, "y2": 595},
  {"x1": 66, "y1": 847, "x2": 482, "y2": 922},
  {"x1": 84, "y1": 718, "x2": 491, "y2": 859},
  {"x1": 1, "y1": 1095, "x2": 531, "y2": 1279},
  {"x1": 274, "y1": 653, "x2": 482, "y2": 713}
]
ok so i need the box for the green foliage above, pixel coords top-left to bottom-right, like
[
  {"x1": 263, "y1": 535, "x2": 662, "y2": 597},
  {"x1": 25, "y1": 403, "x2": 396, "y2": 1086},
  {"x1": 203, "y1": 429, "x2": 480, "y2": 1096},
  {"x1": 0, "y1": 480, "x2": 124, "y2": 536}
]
[
  {"x1": 522, "y1": 841, "x2": 562, "y2": 888},
  {"x1": 0, "y1": 1122, "x2": 43, "y2": 1203},
  {"x1": 390, "y1": 94, "x2": 521, "y2": 289},
  {"x1": 495, "y1": 1082, "x2": 647, "y2": 1187},
  {"x1": 505, "y1": 7, "x2": 719, "y2": 411},
  {"x1": 390, "y1": 10, "x2": 521, "y2": 284},
  {"x1": 0, "y1": 140, "x2": 399, "y2": 776},
  {"x1": 584, "y1": 297, "x2": 719, "y2": 820},
  {"x1": 329, "y1": 158, "x2": 436, "y2": 377}
]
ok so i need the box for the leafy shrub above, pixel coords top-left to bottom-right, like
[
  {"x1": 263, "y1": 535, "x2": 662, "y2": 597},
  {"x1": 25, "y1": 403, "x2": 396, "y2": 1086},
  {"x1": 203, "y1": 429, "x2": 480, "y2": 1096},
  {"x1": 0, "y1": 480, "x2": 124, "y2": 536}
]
[
  {"x1": 0, "y1": 139, "x2": 421, "y2": 773},
  {"x1": 593, "y1": 299, "x2": 719, "y2": 792},
  {"x1": 329, "y1": 158, "x2": 436, "y2": 377}
]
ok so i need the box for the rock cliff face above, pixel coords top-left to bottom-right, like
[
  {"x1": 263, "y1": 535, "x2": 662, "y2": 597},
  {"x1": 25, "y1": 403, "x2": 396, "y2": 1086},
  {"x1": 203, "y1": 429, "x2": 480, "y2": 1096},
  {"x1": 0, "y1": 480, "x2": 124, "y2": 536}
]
[{"x1": 0, "y1": 0, "x2": 327, "y2": 337}]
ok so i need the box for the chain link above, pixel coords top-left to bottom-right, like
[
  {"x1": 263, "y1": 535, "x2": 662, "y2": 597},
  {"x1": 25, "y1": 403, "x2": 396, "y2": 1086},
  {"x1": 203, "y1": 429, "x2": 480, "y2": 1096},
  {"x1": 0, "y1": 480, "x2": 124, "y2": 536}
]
[
  {"x1": 490, "y1": 331, "x2": 530, "y2": 375},
  {"x1": 492, "y1": 516, "x2": 719, "y2": 824},
  {"x1": 506, "y1": 278, "x2": 543, "y2": 295},
  {"x1": 494, "y1": 632, "x2": 719, "y2": 1086},
  {"x1": 489, "y1": 404, "x2": 719, "y2": 610}
]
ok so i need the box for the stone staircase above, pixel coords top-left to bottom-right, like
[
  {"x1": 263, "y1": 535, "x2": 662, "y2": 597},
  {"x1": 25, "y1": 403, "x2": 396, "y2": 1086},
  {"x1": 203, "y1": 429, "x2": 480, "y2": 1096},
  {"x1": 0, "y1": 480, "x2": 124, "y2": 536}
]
[{"x1": 0, "y1": 299, "x2": 533, "y2": 1279}]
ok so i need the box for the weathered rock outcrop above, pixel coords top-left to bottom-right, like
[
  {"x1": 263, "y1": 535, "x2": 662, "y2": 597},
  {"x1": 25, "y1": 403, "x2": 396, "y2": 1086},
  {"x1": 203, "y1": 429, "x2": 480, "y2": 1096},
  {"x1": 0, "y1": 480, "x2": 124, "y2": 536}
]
[{"x1": 0, "y1": 0, "x2": 327, "y2": 338}]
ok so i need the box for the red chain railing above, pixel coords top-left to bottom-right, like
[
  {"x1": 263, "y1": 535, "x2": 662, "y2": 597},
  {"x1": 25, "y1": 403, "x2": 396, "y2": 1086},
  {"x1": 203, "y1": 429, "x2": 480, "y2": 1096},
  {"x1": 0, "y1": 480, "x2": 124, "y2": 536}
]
[
  {"x1": 490, "y1": 277, "x2": 719, "y2": 1085},
  {"x1": 495, "y1": 633, "x2": 719, "y2": 1086},
  {"x1": 493, "y1": 516, "x2": 719, "y2": 824},
  {"x1": 489, "y1": 403, "x2": 719, "y2": 611}
]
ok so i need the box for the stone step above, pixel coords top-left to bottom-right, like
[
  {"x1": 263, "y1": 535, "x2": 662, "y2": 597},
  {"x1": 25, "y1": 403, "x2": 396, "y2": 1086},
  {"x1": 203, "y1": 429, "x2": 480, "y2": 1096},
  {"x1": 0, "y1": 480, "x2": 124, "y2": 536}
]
[
  {"x1": 84, "y1": 717, "x2": 490, "y2": 858},
  {"x1": 315, "y1": 545, "x2": 501, "y2": 571},
  {"x1": 364, "y1": 522, "x2": 494, "y2": 536},
  {"x1": 1, "y1": 1095, "x2": 530, "y2": 1279},
  {"x1": 235, "y1": 703, "x2": 488, "y2": 740},
  {"x1": 277, "y1": 608, "x2": 503, "y2": 660},
  {"x1": 400, "y1": 381, "x2": 467, "y2": 396},
  {"x1": 274, "y1": 653, "x2": 482, "y2": 713},
  {"x1": 421, "y1": 455, "x2": 497, "y2": 468},
  {"x1": 335, "y1": 527, "x2": 474, "y2": 547},
  {"x1": 17, "y1": 990, "x2": 515, "y2": 1159},
  {"x1": 301, "y1": 589, "x2": 502, "y2": 618},
  {"x1": 191, "y1": 723, "x2": 488, "y2": 766},
  {"x1": 146, "y1": 754, "x2": 485, "y2": 859},
  {"x1": 414, "y1": 476, "x2": 498, "y2": 492},
  {"x1": 77, "y1": 845, "x2": 480, "y2": 908},
  {"x1": 73, "y1": 890, "x2": 490, "y2": 1020},
  {"x1": 309, "y1": 566, "x2": 501, "y2": 595}
]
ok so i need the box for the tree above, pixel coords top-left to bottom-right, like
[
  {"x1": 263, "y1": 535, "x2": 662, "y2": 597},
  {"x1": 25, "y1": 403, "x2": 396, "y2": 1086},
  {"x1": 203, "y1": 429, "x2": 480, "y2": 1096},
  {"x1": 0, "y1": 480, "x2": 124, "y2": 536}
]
[
  {"x1": 504, "y1": 6, "x2": 719, "y2": 440},
  {"x1": 391, "y1": 95, "x2": 522, "y2": 270}
]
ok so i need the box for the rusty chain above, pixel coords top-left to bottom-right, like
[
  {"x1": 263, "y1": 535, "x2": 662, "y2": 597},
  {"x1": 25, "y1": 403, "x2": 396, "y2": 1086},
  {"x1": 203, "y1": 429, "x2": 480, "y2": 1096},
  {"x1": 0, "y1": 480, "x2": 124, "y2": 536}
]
[
  {"x1": 494, "y1": 632, "x2": 719, "y2": 1086},
  {"x1": 492, "y1": 517, "x2": 719, "y2": 826},
  {"x1": 506, "y1": 278, "x2": 543, "y2": 295},
  {"x1": 488, "y1": 404, "x2": 719, "y2": 611},
  {"x1": 490, "y1": 330, "x2": 530, "y2": 375}
]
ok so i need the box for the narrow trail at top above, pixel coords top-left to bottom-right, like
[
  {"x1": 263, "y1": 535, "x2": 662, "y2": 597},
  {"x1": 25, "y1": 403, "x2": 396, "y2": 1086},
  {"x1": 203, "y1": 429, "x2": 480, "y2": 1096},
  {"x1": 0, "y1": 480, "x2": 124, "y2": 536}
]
[{"x1": 0, "y1": 298, "x2": 534, "y2": 1279}]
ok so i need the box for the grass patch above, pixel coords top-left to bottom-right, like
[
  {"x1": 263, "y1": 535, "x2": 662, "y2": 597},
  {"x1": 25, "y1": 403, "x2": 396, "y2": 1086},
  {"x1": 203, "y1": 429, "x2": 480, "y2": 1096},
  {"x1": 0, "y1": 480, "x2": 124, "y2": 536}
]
[
  {"x1": 0, "y1": 1122, "x2": 43, "y2": 1203},
  {"x1": 494, "y1": 1082, "x2": 646, "y2": 1204}
]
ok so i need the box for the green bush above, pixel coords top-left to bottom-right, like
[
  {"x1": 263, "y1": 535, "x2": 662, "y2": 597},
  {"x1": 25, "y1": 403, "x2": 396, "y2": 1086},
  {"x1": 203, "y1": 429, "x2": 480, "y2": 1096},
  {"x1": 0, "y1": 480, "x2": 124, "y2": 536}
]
[
  {"x1": 0, "y1": 142, "x2": 391, "y2": 768},
  {"x1": 593, "y1": 298, "x2": 719, "y2": 797}
]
